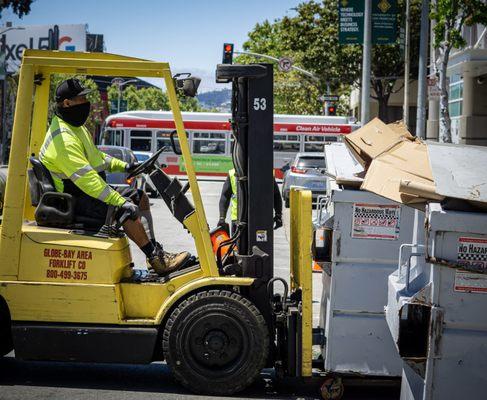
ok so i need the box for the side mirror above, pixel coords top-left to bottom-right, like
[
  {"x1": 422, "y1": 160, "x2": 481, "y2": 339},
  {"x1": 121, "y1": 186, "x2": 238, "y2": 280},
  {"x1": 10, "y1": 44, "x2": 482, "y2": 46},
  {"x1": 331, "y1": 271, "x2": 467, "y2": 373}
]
[{"x1": 173, "y1": 73, "x2": 201, "y2": 98}]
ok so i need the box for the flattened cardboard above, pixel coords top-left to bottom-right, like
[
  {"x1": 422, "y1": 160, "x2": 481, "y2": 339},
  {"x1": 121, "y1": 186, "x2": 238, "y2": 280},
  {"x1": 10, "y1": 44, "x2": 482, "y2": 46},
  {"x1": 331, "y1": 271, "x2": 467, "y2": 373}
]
[
  {"x1": 361, "y1": 140, "x2": 435, "y2": 209},
  {"x1": 344, "y1": 118, "x2": 414, "y2": 167}
]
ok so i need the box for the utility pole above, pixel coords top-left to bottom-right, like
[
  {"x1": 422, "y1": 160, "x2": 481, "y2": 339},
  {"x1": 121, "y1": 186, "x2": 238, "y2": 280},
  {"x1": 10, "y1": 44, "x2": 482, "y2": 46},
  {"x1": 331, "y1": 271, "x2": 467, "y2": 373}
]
[
  {"x1": 403, "y1": 0, "x2": 411, "y2": 128},
  {"x1": 415, "y1": 0, "x2": 429, "y2": 139},
  {"x1": 360, "y1": 0, "x2": 372, "y2": 125}
]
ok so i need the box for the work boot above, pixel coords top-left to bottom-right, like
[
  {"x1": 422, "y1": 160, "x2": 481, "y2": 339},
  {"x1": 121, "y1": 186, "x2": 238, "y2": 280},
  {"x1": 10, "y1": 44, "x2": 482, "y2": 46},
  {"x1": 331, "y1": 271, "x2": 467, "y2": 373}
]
[{"x1": 148, "y1": 249, "x2": 190, "y2": 276}]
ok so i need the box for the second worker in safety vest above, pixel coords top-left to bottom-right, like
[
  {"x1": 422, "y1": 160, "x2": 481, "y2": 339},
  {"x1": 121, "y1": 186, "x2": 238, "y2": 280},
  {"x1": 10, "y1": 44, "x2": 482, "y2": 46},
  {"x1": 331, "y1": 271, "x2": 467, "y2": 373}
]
[
  {"x1": 40, "y1": 78, "x2": 189, "y2": 275},
  {"x1": 218, "y1": 168, "x2": 283, "y2": 235}
]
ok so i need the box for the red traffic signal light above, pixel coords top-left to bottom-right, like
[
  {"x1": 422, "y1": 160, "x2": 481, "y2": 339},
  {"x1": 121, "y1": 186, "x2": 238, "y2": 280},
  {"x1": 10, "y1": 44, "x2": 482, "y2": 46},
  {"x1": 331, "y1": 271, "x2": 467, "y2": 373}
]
[
  {"x1": 327, "y1": 105, "x2": 337, "y2": 116},
  {"x1": 222, "y1": 43, "x2": 234, "y2": 64}
]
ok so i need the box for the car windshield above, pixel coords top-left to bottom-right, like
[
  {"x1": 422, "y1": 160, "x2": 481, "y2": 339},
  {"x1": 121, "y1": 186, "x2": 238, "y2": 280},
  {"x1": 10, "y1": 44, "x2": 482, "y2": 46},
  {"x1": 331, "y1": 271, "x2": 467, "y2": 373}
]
[
  {"x1": 297, "y1": 156, "x2": 325, "y2": 169},
  {"x1": 98, "y1": 147, "x2": 130, "y2": 163},
  {"x1": 135, "y1": 153, "x2": 150, "y2": 162}
]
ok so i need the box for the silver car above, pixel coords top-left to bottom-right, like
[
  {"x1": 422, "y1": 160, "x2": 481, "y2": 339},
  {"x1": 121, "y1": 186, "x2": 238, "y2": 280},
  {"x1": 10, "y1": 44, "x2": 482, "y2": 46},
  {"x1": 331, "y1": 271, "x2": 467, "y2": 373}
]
[{"x1": 281, "y1": 152, "x2": 327, "y2": 207}]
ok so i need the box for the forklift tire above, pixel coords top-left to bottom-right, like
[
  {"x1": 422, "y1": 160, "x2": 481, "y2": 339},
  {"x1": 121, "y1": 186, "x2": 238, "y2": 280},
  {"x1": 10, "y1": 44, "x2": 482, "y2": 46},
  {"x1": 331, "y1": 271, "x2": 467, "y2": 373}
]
[
  {"x1": 0, "y1": 300, "x2": 13, "y2": 357},
  {"x1": 163, "y1": 289, "x2": 268, "y2": 395}
]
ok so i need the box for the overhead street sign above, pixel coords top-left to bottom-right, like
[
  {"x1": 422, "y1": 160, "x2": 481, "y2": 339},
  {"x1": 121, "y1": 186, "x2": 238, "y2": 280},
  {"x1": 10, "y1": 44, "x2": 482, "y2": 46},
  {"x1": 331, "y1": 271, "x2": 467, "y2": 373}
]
[
  {"x1": 319, "y1": 94, "x2": 340, "y2": 102},
  {"x1": 372, "y1": 0, "x2": 397, "y2": 44},
  {"x1": 278, "y1": 57, "x2": 293, "y2": 72},
  {"x1": 338, "y1": 0, "x2": 364, "y2": 45},
  {"x1": 338, "y1": 0, "x2": 397, "y2": 45}
]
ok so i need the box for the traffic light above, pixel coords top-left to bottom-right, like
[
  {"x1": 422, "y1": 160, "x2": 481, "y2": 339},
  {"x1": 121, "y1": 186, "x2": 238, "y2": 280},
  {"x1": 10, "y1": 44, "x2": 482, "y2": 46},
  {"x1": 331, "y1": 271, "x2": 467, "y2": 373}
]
[
  {"x1": 327, "y1": 104, "x2": 337, "y2": 116},
  {"x1": 222, "y1": 43, "x2": 234, "y2": 64}
]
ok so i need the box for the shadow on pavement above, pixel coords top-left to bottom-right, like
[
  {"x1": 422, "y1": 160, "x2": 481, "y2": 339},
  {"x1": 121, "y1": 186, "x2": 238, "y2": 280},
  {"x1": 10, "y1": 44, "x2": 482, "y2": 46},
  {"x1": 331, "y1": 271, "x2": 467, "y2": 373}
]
[{"x1": 0, "y1": 356, "x2": 399, "y2": 399}]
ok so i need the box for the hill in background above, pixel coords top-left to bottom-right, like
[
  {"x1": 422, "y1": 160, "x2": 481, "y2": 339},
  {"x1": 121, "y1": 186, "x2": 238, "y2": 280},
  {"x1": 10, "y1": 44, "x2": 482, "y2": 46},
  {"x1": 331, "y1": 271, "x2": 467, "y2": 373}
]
[{"x1": 197, "y1": 88, "x2": 231, "y2": 112}]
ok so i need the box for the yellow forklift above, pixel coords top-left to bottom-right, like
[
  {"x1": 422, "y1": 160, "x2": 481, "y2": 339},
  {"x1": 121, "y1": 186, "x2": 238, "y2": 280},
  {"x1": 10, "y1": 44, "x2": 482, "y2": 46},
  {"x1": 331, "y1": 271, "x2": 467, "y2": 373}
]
[{"x1": 0, "y1": 50, "x2": 314, "y2": 396}]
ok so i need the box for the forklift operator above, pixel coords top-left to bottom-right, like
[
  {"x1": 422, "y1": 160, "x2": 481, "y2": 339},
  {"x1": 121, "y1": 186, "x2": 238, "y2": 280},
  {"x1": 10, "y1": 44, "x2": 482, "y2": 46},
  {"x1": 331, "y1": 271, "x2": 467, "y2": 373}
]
[
  {"x1": 39, "y1": 78, "x2": 190, "y2": 275},
  {"x1": 218, "y1": 168, "x2": 283, "y2": 234}
]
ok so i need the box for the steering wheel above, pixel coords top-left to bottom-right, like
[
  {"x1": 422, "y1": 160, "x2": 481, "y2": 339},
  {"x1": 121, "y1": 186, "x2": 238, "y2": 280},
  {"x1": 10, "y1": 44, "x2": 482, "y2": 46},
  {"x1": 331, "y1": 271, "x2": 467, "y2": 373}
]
[{"x1": 127, "y1": 146, "x2": 166, "y2": 179}]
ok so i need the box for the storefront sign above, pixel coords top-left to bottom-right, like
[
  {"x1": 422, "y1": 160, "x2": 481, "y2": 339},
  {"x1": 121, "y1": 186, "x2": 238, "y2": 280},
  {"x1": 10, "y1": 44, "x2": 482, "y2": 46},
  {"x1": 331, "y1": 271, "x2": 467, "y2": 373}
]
[{"x1": 0, "y1": 24, "x2": 86, "y2": 72}]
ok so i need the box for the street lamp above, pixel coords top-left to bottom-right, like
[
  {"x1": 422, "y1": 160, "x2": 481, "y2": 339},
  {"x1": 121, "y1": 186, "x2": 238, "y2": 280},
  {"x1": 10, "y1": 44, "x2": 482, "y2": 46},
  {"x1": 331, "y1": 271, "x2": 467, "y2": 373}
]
[{"x1": 111, "y1": 78, "x2": 138, "y2": 114}]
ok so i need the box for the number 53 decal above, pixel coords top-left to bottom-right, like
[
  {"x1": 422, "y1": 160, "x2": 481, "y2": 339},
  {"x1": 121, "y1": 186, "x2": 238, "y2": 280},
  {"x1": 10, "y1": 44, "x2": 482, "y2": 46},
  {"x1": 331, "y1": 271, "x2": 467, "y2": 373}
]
[{"x1": 253, "y1": 98, "x2": 267, "y2": 111}]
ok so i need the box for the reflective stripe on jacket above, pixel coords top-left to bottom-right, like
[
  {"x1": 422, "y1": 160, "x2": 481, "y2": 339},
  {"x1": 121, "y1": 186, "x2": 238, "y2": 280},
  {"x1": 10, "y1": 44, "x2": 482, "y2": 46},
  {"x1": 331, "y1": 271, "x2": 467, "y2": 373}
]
[
  {"x1": 39, "y1": 115, "x2": 127, "y2": 206},
  {"x1": 229, "y1": 168, "x2": 238, "y2": 221}
]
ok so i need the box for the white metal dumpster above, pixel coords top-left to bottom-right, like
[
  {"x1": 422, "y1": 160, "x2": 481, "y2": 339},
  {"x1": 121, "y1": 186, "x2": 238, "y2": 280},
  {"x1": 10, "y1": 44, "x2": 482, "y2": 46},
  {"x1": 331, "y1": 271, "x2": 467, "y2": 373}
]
[
  {"x1": 319, "y1": 184, "x2": 421, "y2": 377},
  {"x1": 386, "y1": 203, "x2": 487, "y2": 399}
]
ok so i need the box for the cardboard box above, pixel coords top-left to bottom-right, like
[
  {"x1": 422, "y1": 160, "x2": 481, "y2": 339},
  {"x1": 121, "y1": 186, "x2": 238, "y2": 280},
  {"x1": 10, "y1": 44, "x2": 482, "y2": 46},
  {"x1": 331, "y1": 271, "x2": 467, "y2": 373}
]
[
  {"x1": 344, "y1": 118, "x2": 414, "y2": 167},
  {"x1": 361, "y1": 140, "x2": 437, "y2": 208}
]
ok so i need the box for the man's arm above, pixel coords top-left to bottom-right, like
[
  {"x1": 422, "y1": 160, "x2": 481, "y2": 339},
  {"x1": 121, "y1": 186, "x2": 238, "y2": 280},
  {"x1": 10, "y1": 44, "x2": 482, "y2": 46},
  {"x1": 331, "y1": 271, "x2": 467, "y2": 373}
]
[
  {"x1": 219, "y1": 176, "x2": 232, "y2": 220},
  {"x1": 56, "y1": 134, "x2": 126, "y2": 206},
  {"x1": 85, "y1": 127, "x2": 127, "y2": 173}
]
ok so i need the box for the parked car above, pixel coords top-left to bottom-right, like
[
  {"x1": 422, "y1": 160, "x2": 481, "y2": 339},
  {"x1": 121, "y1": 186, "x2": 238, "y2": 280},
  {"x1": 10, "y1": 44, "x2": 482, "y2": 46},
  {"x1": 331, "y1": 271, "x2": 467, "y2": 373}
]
[
  {"x1": 281, "y1": 152, "x2": 327, "y2": 208},
  {"x1": 97, "y1": 145, "x2": 140, "y2": 191},
  {"x1": 133, "y1": 151, "x2": 159, "y2": 198}
]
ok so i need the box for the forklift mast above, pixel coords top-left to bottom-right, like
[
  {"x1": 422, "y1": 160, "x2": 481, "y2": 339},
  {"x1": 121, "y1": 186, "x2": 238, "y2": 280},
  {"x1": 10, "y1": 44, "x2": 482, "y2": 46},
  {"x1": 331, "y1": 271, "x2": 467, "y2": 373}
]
[{"x1": 216, "y1": 63, "x2": 274, "y2": 320}]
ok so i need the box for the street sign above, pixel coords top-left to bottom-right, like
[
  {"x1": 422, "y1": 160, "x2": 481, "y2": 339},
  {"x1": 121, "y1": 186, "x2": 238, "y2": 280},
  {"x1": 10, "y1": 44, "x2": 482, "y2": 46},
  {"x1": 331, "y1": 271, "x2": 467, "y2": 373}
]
[
  {"x1": 319, "y1": 94, "x2": 339, "y2": 102},
  {"x1": 338, "y1": 0, "x2": 397, "y2": 45},
  {"x1": 338, "y1": 0, "x2": 364, "y2": 45},
  {"x1": 372, "y1": 0, "x2": 397, "y2": 44},
  {"x1": 278, "y1": 57, "x2": 293, "y2": 72},
  {"x1": 427, "y1": 76, "x2": 447, "y2": 100}
]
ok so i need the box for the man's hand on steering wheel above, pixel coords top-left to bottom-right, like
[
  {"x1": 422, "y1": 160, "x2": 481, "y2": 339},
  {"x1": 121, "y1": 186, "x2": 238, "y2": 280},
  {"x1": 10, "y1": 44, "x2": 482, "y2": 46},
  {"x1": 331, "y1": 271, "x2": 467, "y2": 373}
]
[
  {"x1": 125, "y1": 162, "x2": 141, "y2": 174},
  {"x1": 126, "y1": 146, "x2": 167, "y2": 179}
]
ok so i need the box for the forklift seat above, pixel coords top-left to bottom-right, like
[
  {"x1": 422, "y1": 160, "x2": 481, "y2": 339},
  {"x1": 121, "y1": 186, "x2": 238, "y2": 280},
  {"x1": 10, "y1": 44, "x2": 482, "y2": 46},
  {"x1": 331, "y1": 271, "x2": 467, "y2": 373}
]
[{"x1": 28, "y1": 157, "x2": 75, "y2": 227}]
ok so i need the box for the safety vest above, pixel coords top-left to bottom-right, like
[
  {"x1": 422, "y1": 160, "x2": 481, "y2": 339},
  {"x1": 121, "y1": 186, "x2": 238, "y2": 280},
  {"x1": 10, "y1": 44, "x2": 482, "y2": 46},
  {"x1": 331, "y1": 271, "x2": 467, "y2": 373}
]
[
  {"x1": 39, "y1": 115, "x2": 127, "y2": 206},
  {"x1": 229, "y1": 168, "x2": 238, "y2": 221}
]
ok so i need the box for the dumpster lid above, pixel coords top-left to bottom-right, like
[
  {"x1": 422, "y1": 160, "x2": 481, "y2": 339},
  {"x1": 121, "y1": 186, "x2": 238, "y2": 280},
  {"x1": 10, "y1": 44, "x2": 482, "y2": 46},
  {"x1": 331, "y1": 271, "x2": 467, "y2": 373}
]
[{"x1": 428, "y1": 142, "x2": 487, "y2": 204}]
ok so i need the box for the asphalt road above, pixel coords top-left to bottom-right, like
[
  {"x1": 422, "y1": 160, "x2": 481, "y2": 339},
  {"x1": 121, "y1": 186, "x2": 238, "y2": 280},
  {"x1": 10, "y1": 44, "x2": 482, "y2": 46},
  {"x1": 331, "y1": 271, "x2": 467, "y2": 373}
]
[{"x1": 0, "y1": 180, "x2": 399, "y2": 400}]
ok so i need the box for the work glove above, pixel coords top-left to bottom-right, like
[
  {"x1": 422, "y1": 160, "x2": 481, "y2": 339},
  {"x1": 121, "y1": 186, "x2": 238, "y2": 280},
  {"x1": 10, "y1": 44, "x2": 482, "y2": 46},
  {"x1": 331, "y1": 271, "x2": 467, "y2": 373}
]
[
  {"x1": 125, "y1": 162, "x2": 141, "y2": 174},
  {"x1": 217, "y1": 217, "x2": 230, "y2": 233},
  {"x1": 274, "y1": 214, "x2": 283, "y2": 230},
  {"x1": 119, "y1": 201, "x2": 139, "y2": 222}
]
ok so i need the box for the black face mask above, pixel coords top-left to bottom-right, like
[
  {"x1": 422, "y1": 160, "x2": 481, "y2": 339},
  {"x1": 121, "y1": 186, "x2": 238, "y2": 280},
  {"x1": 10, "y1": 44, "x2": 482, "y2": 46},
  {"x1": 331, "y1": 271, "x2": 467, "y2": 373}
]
[{"x1": 56, "y1": 102, "x2": 91, "y2": 127}]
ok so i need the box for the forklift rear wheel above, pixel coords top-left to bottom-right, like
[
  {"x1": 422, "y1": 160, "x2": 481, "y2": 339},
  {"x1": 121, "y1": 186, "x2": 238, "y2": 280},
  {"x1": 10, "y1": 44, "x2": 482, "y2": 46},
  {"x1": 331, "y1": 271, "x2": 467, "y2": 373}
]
[
  {"x1": 0, "y1": 302, "x2": 13, "y2": 357},
  {"x1": 320, "y1": 376, "x2": 344, "y2": 400},
  {"x1": 163, "y1": 289, "x2": 269, "y2": 395}
]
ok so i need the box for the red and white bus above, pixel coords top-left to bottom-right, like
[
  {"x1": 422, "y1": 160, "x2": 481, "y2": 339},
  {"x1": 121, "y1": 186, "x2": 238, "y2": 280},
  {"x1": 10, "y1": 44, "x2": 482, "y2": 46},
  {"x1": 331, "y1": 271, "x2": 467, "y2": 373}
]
[{"x1": 100, "y1": 111, "x2": 359, "y2": 178}]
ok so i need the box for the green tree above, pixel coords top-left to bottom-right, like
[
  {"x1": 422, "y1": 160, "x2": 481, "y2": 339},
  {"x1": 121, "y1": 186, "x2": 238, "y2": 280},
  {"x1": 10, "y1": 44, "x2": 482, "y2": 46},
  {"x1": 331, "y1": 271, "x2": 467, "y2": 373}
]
[
  {"x1": 0, "y1": 0, "x2": 33, "y2": 18},
  {"x1": 238, "y1": 0, "x2": 421, "y2": 120},
  {"x1": 431, "y1": 0, "x2": 487, "y2": 142},
  {"x1": 107, "y1": 84, "x2": 202, "y2": 112}
]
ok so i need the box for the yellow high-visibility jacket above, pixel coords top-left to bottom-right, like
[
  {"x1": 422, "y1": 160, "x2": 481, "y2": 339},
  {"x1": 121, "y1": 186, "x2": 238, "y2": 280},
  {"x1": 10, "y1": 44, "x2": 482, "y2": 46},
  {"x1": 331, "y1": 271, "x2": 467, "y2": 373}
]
[{"x1": 39, "y1": 115, "x2": 127, "y2": 206}]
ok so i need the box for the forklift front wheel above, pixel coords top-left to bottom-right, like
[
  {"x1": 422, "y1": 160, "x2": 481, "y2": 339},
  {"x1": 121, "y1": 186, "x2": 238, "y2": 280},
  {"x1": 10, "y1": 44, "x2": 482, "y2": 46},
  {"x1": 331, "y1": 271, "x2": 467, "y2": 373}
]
[
  {"x1": 162, "y1": 289, "x2": 269, "y2": 395},
  {"x1": 320, "y1": 376, "x2": 344, "y2": 400}
]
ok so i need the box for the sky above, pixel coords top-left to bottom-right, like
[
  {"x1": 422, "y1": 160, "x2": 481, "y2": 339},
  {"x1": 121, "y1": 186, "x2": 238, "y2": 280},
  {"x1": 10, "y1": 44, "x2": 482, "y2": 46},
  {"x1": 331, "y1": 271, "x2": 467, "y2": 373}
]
[{"x1": 1, "y1": 0, "x2": 300, "y2": 91}]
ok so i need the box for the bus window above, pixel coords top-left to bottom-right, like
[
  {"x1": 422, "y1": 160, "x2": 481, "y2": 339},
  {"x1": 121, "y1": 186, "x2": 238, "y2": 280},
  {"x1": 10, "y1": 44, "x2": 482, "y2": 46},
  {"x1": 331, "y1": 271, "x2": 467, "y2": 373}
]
[
  {"x1": 130, "y1": 130, "x2": 152, "y2": 152},
  {"x1": 157, "y1": 130, "x2": 187, "y2": 153},
  {"x1": 113, "y1": 130, "x2": 123, "y2": 146},
  {"x1": 304, "y1": 135, "x2": 325, "y2": 152},
  {"x1": 273, "y1": 134, "x2": 300, "y2": 152},
  {"x1": 192, "y1": 132, "x2": 226, "y2": 155}
]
